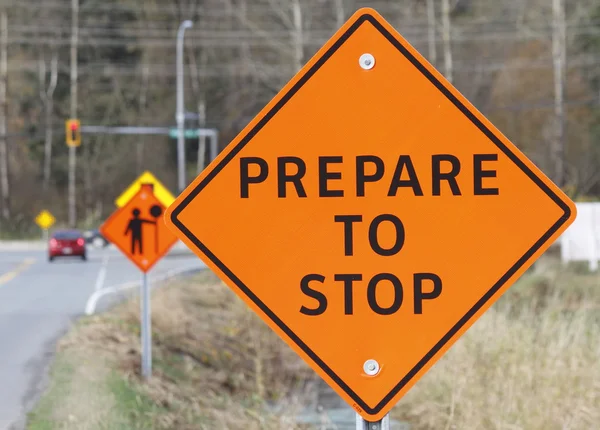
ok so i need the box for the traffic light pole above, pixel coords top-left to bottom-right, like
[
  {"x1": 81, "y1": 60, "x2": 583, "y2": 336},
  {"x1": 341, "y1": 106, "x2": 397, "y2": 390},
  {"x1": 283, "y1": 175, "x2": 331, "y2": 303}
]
[
  {"x1": 61, "y1": 124, "x2": 217, "y2": 217},
  {"x1": 68, "y1": 0, "x2": 79, "y2": 228},
  {"x1": 68, "y1": 145, "x2": 76, "y2": 227},
  {"x1": 79, "y1": 125, "x2": 219, "y2": 165}
]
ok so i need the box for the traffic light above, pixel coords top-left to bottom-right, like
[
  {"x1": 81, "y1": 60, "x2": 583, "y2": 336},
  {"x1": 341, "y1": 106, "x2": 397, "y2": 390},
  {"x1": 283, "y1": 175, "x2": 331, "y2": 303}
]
[{"x1": 65, "y1": 119, "x2": 81, "y2": 147}]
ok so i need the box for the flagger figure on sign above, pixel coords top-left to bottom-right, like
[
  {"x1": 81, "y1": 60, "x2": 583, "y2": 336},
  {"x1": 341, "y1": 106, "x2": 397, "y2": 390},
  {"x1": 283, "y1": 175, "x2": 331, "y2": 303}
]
[{"x1": 124, "y1": 204, "x2": 163, "y2": 255}]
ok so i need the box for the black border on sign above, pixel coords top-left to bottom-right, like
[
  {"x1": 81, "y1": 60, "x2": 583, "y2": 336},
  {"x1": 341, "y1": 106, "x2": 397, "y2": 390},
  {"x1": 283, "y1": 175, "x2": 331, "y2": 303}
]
[{"x1": 170, "y1": 13, "x2": 572, "y2": 416}]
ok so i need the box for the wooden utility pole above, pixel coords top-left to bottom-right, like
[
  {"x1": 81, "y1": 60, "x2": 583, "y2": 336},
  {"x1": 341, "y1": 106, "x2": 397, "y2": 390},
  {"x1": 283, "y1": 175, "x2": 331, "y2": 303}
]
[
  {"x1": 188, "y1": 46, "x2": 208, "y2": 175},
  {"x1": 196, "y1": 97, "x2": 206, "y2": 174},
  {"x1": 195, "y1": 52, "x2": 208, "y2": 175},
  {"x1": 334, "y1": 0, "x2": 345, "y2": 28},
  {"x1": 292, "y1": 0, "x2": 303, "y2": 71},
  {"x1": 552, "y1": 0, "x2": 566, "y2": 186},
  {"x1": 0, "y1": 10, "x2": 9, "y2": 220},
  {"x1": 426, "y1": 0, "x2": 436, "y2": 66},
  {"x1": 69, "y1": 0, "x2": 79, "y2": 227},
  {"x1": 137, "y1": 63, "x2": 149, "y2": 174},
  {"x1": 40, "y1": 52, "x2": 58, "y2": 192},
  {"x1": 441, "y1": 0, "x2": 452, "y2": 83}
]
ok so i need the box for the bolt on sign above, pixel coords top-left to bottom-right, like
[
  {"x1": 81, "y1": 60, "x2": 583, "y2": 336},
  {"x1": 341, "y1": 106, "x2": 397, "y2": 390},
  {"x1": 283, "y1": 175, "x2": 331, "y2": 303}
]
[
  {"x1": 114, "y1": 171, "x2": 176, "y2": 209},
  {"x1": 35, "y1": 210, "x2": 56, "y2": 230},
  {"x1": 101, "y1": 183, "x2": 178, "y2": 273},
  {"x1": 164, "y1": 8, "x2": 577, "y2": 422}
]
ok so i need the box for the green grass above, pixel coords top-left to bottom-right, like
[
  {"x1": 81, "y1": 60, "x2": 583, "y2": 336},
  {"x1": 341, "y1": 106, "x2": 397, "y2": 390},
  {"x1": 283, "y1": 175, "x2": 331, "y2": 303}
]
[
  {"x1": 27, "y1": 356, "x2": 75, "y2": 430},
  {"x1": 26, "y1": 344, "x2": 173, "y2": 430},
  {"x1": 152, "y1": 354, "x2": 187, "y2": 383},
  {"x1": 106, "y1": 373, "x2": 166, "y2": 430}
]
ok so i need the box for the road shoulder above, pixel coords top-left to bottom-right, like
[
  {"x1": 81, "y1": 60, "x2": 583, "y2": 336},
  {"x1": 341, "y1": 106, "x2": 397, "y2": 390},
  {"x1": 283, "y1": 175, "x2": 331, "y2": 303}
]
[{"x1": 25, "y1": 271, "x2": 320, "y2": 430}]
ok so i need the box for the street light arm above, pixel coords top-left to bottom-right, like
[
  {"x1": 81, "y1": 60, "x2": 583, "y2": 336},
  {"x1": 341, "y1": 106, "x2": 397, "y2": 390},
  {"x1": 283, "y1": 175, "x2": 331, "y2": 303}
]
[
  {"x1": 176, "y1": 21, "x2": 192, "y2": 122},
  {"x1": 177, "y1": 20, "x2": 193, "y2": 40}
]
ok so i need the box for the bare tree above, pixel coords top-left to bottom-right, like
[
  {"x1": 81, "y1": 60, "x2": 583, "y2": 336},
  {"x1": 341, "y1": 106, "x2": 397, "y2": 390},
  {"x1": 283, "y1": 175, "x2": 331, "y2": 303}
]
[
  {"x1": 441, "y1": 0, "x2": 453, "y2": 83},
  {"x1": 552, "y1": 0, "x2": 566, "y2": 186},
  {"x1": 137, "y1": 63, "x2": 150, "y2": 174},
  {"x1": 236, "y1": 0, "x2": 251, "y2": 77},
  {"x1": 333, "y1": 0, "x2": 344, "y2": 28},
  {"x1": 3, "y1": 0, "x2": 600, "y2": 227},
  {"x1": 426, "y1": 0, "x2": 436, "y2": 65},
  {"x1": 291, "y1": 0, "x2": 304, "y2": 71},
  {"x1": 0, "y1": 10, "x2": 9, "y2": 220},
  {"x1": 39, "y1": 50, "x2": 58, "y2": 192},
  {"x1": 188, "y1": 48, "x2": 208, "y2": 174},
  {"x1": 235, "y1": 0, "x2": 307, "y2": 92}
]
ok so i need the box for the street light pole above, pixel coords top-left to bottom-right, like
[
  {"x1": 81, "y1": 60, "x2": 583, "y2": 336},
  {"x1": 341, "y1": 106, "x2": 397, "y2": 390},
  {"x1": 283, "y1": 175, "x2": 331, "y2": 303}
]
[{"x1": 176, "y1": 20, "x2": 193, "y2": 193}]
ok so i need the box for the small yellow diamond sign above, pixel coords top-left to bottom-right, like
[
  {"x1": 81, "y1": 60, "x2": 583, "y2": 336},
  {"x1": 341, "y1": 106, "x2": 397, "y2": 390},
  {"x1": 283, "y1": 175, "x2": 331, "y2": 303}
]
[{"x1": 35, "y1": 210, "x2": 56, "y2": 230}]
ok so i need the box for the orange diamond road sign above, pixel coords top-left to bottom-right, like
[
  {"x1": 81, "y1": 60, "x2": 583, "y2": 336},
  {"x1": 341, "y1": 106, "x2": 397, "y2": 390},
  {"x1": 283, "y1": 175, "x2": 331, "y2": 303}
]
[
  {"x1": 164, "y1": 7, "x2": 577, "y2": 422},
  {"x1": 101, "y1": 183, "x2": 178, "y2": 273}
]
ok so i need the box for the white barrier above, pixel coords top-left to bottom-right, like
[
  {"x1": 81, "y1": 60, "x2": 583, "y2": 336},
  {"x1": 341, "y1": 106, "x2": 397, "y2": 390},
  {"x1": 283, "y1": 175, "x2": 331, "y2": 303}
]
[{"x1": 560, "y1": 202, "x2": 600, "y2": 271}]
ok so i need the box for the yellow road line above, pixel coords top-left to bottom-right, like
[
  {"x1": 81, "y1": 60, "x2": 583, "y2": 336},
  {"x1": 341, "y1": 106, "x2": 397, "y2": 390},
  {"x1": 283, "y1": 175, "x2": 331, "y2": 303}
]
[{"x1": 0, "y1": 258, "x2": 35, "y2": 286}]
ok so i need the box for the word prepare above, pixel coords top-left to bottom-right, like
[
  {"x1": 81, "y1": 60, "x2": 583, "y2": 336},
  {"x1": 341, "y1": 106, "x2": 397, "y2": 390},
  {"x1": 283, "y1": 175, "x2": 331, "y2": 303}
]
[{"x1": 240, "y1": 154, "x2": 499, "y2": 198}]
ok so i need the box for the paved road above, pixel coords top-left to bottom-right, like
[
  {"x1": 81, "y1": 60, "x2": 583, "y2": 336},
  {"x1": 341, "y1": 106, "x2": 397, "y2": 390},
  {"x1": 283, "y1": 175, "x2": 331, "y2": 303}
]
[{"x1": 0, "y1": 244, "x2": 204, "y2": 430}]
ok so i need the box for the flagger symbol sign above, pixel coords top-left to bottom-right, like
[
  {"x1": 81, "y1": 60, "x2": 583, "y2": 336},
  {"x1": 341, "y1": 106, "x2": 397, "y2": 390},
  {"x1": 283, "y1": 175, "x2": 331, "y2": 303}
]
[
  {"x1": 124, "y1": 205, "x2": 163, "y2": 255},
  {"x1": 101, "y1": 183, "x2": 178, "y2": 272}
]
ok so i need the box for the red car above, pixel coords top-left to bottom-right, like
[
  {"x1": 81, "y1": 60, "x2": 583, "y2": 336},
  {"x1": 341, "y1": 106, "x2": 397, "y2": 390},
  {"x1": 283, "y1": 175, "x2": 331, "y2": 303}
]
[{"x1": 48, "y1": 229, "x2": 87, "y2": 262}]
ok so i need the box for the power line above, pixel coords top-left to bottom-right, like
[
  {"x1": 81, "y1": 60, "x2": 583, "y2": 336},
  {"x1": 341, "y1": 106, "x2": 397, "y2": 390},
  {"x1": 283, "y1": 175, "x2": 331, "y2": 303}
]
[
  {"x1": 7, "y1": 0, "x2": 600, "y2": 32},
  {"x1": 9, "y1": 21, "x2": 600, "y2": 36},
  {"x1": 7, "y1": 27, "x2": 600, "y2": 53},
  {"x1": 9, "y1": 0, "x2": 598, "y2": 28},
  {"x1": 8, "y1": 55, "x2": 600, "y2": 79}
]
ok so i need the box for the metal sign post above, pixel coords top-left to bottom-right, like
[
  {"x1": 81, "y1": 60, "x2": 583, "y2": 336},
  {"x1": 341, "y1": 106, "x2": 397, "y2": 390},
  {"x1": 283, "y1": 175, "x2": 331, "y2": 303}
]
[
  {"x1": 80, "y1": 125, "x2": 219, "y2": 168},
  {"x1": 356, "y1": 414, "x2": 389, "y2": 430},
  {"x1": 100, "y1": 184, "x2": 178, "y2": 380},
  {"x1": 140, "y1": 272, "x2": 152, "y2": 378}
]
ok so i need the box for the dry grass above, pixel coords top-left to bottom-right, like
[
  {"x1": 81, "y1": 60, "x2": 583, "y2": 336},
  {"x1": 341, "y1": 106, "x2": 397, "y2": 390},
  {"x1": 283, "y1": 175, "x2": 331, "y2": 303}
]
[
  {"x1": 116, "y1": 271, "x2": 319, "y2": 429},
  {"x1": 28, "y1": 270, "x2": 319, "y2": 430},
  {"x1": 28, "y1": 252, "x2": 600, "y2": 430},
  {"x1": 392, "y1": 253, "x2": 600, "y2": 430}
]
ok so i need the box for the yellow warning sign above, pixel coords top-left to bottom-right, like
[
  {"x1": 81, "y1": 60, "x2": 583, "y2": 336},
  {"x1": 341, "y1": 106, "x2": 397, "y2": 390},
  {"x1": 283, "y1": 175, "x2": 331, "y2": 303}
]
[
  {"x1": 35, "y1": 210, "x2": 56, "y2": 230},
  {"x1": 115, "y1": 171, "x2": 175, "y2": 209}
]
